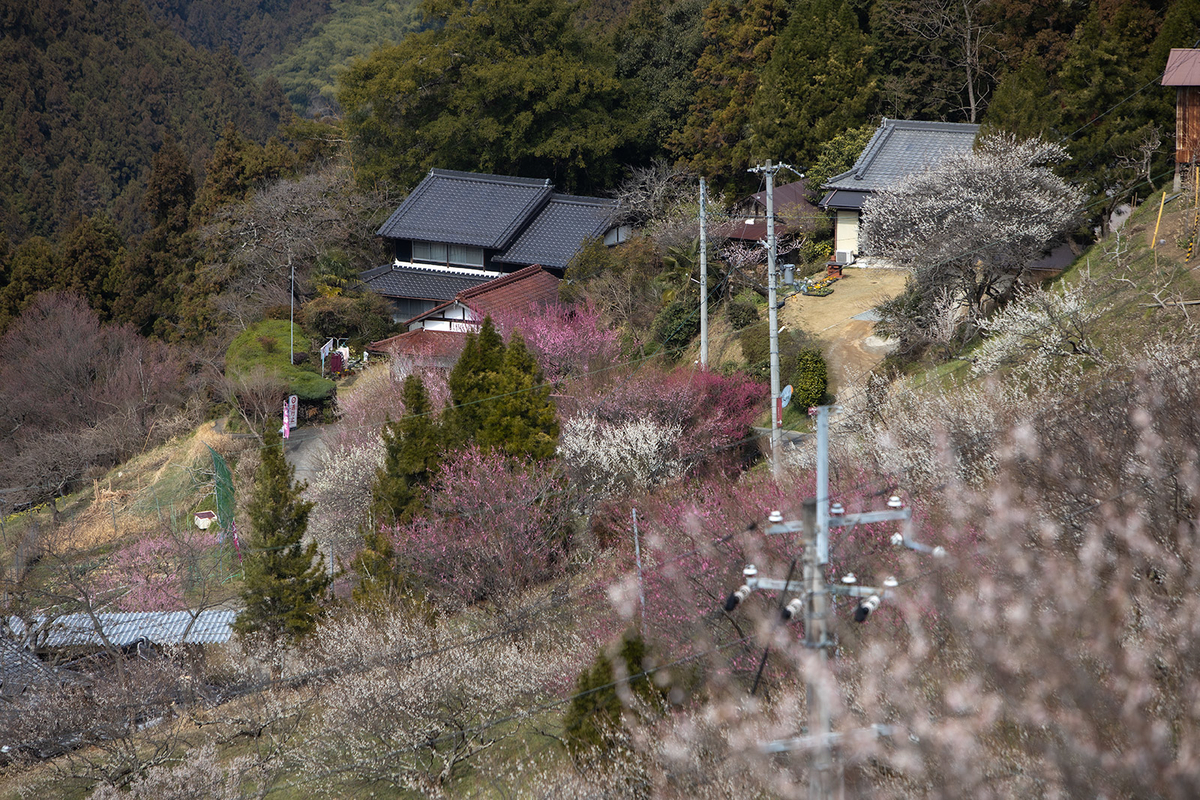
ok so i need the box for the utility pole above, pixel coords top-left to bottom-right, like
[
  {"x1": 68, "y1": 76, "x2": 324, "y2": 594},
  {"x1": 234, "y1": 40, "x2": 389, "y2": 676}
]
[
  {"x1": 699, "y1": 177, "x2": 709, "y2": 368},
  {"x1": 802, "y1": 499, "x2": 833, "y2": 798},
  {"x1": 725, "y1": 405, "x2": 943, "y2": 800},
  {"x1": 749, "y1": 161, "x2": 783, "y2": 480}
]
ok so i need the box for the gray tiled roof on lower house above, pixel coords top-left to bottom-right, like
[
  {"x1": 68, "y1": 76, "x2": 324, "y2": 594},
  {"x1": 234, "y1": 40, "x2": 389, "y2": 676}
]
[
  {"x1": 1, "y1": 636, "x2": 55, "y2": 696},
  {"x1": 376, "y1": 169, "x2": 553, "y2": 249},
  {"x1": 359, "y1": 263, "x2": 500, "y2": 301},
  {"x1": 492, "y1": 194, "x2": 616, "y2": 269},
  {"x1": 823, "y1": 119, "x2": 979, "y2": 198},
  {"x1": 9, "y1": 610, "x2": 238, "y2": 648}
]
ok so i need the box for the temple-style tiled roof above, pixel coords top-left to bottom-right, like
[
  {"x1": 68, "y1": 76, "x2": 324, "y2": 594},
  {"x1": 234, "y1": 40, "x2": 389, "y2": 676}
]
[
  {"x1": 821, "y1": 119, "x2": 979, "y2": 209},
  {"x1": 492, "y1": 194, "x2": 616, "y2": 269},
  {"x1": 376, "y1": 169, "x2": 552, "y2": 249}
]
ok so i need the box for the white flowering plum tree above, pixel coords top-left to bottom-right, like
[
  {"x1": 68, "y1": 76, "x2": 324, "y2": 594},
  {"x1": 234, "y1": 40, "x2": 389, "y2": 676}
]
[{"x1": 863, "y1": 134, "x2": 1084, "y2": 353}]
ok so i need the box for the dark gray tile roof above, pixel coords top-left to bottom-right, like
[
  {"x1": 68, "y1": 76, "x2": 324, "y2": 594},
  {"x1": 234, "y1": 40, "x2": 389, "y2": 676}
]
[
  {"x1": 9, "y1": 610, "x2": 238, "y2": 648},
  {"x1": 822, "y1": 119, "x2": 979, "y2": 200},
  {"x1": 493, "y1": 194, "x2": 616, "y2": 269},
  {"x1": 376, "y1": 169, "x2": 553, "y2": 248},
  {"x1": 359, "y1": 263, "x2": 499, "y2": 301},
  {"x1": 0, "y1": 636, "x2": 54, "y2": 696}
]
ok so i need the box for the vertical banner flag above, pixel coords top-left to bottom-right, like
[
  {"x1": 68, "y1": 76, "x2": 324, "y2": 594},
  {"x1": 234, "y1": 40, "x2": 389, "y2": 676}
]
[{"x1": 282, "y1": 405, "x2": 290, "y2": 439}]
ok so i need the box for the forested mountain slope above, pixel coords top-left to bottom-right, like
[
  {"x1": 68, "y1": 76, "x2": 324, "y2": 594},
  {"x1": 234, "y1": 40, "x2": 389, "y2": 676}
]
[{"x1": 0, "y1": 0, "x2": 291, "y2": 242}]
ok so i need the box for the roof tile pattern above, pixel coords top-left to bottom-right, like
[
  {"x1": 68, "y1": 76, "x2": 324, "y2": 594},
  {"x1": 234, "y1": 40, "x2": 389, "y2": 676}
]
[
  {"x1": 458, "y1": 265, "x2": 562, "y2": 319},
  {"x1": 9, "y1": 610, "x2": 238, "y2": 647},
  {"x1": 359, "y1": 263, "x2": 498, "y2": 301},
  {"x1": 1, "y1": 636, "x2": 55, "y2": 695},
  {"x1": 823, "y1": 119, "x2": 979, "y2": 195},
  {"x1": 376, "y1": 169, "x2": 552, "y2": 248},
  {"x1": 492, "y1": 194, "x2": 616, "y2": 269}
]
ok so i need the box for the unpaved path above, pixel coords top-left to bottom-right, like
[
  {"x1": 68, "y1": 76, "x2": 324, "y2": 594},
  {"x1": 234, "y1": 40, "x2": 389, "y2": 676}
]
[{"x1": 778, "y1": 267, "x2": 909, "y2": 397}]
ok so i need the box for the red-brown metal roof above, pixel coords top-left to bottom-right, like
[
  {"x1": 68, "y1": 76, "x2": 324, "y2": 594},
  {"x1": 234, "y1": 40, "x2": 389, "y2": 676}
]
[{"x1": 1163, "y1": 49, "x2": 1200, "y2": 86}]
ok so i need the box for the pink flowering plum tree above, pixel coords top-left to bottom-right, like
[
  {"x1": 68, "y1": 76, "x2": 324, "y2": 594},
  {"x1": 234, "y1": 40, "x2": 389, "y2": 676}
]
[
  {"x1": 384, "y1": 445, "x2": 572, "y2": 611},
  {"x1": 492, "y1": 300, "x2": 620, "y2": 383}
]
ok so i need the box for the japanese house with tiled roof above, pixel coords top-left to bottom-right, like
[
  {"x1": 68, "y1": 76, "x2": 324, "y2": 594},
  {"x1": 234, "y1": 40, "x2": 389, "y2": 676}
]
[
  {"x1": 368, "y1": 265, "x2": 562, "y2": 369},
  {"x1": 363, "y1": 169, "x2": 620, "y2": 324},
  {"x1": 820, "y1": 119, "x2": 979, "y2": 256}
]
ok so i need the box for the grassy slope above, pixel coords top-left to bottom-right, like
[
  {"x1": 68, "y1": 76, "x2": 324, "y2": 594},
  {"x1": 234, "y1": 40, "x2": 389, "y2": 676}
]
[{"x1": 225, "y1": 319, "x2": 336, "y2": 400}]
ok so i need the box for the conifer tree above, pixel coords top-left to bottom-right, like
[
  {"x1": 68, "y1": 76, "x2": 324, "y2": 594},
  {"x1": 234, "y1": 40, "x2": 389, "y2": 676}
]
[
  {"x1": 372, "y1": 374, "x2": 442, "y2": 526},
  {"x1": 750, "y1": 0, "x2": 874, "y2": 167},
  {"x1": 563, "y1": 631, "x2": 660, "y2": 756},
  {"x1": 477, "y1": 332, "x2": 560, "y2": 461},
  {"x1": 235, "y1": 428, "x2": 329, "y2": 642},
  {"x1": 447, "y1": 316, "x2": 506, "y2": 446}
]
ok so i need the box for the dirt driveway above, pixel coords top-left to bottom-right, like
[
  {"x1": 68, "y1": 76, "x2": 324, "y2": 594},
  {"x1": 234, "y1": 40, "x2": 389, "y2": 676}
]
[{"x1": 779, "y1": 267, "x2": 909, "y2": 397}]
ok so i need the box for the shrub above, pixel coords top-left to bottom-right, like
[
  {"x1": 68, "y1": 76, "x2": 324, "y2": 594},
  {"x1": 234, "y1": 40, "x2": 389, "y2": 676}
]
[
  {"x1": 724, "y1": 299, "x2": 758, "y2": 330},
  {"x1": 739, "y1": 321, "x2": 828, "y2": 406},
  {"x1": 299, "y1": 293, "x2": 394, "y2": 348},
  {"x1": 651, "y1": 299, "x2": 700, "y2": 355}
]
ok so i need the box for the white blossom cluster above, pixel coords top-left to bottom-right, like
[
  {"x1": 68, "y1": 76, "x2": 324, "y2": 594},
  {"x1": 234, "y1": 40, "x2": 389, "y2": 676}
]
[
  {"x1": 972, "y1": 284, "x2": 1107, "y2": 377},
  {"x1": 305, "y1": 434, "x2": 384, "y2": 565},
  {"x1": 558, "y1": 413, "x2": 685, "y2": 498},
  {"x1": 303, "y1": 609, "x2": 569, "y2": 794}
]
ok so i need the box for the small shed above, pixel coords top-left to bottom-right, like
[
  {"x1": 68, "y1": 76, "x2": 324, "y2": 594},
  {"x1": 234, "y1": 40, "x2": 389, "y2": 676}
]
[{"x1": 1163, "y1": 48, "x2": 1200, "y2": 189}]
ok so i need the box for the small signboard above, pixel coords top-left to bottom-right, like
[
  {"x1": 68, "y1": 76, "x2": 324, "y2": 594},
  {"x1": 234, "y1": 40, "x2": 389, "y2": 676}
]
[
  {"x1": 781, "y1": 384, "x2": 794, "y2": 409},
  {"x1": 288, "y1": 395, "x2": 298, "y2": 429}
]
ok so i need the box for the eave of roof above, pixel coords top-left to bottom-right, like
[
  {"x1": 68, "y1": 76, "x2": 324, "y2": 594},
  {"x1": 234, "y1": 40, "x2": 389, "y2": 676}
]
[
  {"x1": 1163, "y1": 49, "x2": 1200, "y2": 86},
  {"x1": 358, "y1": 262, "x2": 501, "y2": 302},
  {"x1": 376, "y1": 169, "x2": 553, "y2": 249}
]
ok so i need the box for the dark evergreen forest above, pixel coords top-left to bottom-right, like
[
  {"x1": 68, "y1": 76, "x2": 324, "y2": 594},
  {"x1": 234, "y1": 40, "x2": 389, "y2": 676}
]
[{"x1": 2, "y1": 0, "x2": 1200, "y2": 342}]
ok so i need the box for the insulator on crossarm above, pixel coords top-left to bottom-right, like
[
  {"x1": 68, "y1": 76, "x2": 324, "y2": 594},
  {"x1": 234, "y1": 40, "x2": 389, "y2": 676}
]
[
  {"x1": 781, "y1": 597, "x2": 805, "y2": 622},
  {"x1": 853, "y1": 594, "x2": 881, "y2": 623},
  {"x1": 725, "y1": 584, "x2": 752, "y2": 612}
]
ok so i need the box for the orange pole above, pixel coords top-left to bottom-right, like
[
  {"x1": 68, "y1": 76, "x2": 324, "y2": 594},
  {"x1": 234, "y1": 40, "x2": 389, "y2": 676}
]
[{"x1": 1152, "y1": 192, "x2": 1167, "y2": 248}]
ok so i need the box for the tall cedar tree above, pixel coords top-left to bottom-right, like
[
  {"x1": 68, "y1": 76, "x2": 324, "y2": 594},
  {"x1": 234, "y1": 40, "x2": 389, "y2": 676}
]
[
  {"x1": 447, "y1": 316, "x2": 507, "y2": 447},
  {"x1": 373, "y1": 374, "x2": 442, "y2": 527},
  {"x1": 235, "y1": 429, "x2": 330, "y2": 641},
  {"x1": 448, "y1": 318, "x2": 559, "y2": 460},
  {"x1": 338, "y1": 0, "x2": 642, "y2": 193},
  {"x1": 669, "y1": 0, "x2": 790, "y2": 191},
  {"x1": 749, "y1": 0, "x2": 874, "y2": 168},
  {"x1": 476, "y1": 332, "x2": 560, "y2": 461}
]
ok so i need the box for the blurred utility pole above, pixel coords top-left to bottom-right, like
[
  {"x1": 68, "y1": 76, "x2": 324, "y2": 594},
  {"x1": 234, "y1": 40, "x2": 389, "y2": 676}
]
[{"x1": 700, "y1": 177, "x2": 709, "y2": 368}]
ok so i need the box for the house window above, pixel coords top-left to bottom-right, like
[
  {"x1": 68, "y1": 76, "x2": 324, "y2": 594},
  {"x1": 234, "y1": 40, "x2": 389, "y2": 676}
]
[
  {"x1": 412, "y1": 240, "x2": 484, "y2": 268},
  {"x1": 412, "y1": 241, "x2": 447, "y2": 264},
  {"x1": 449, "y1": 244, "x2": 484, "y2": 267}
]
